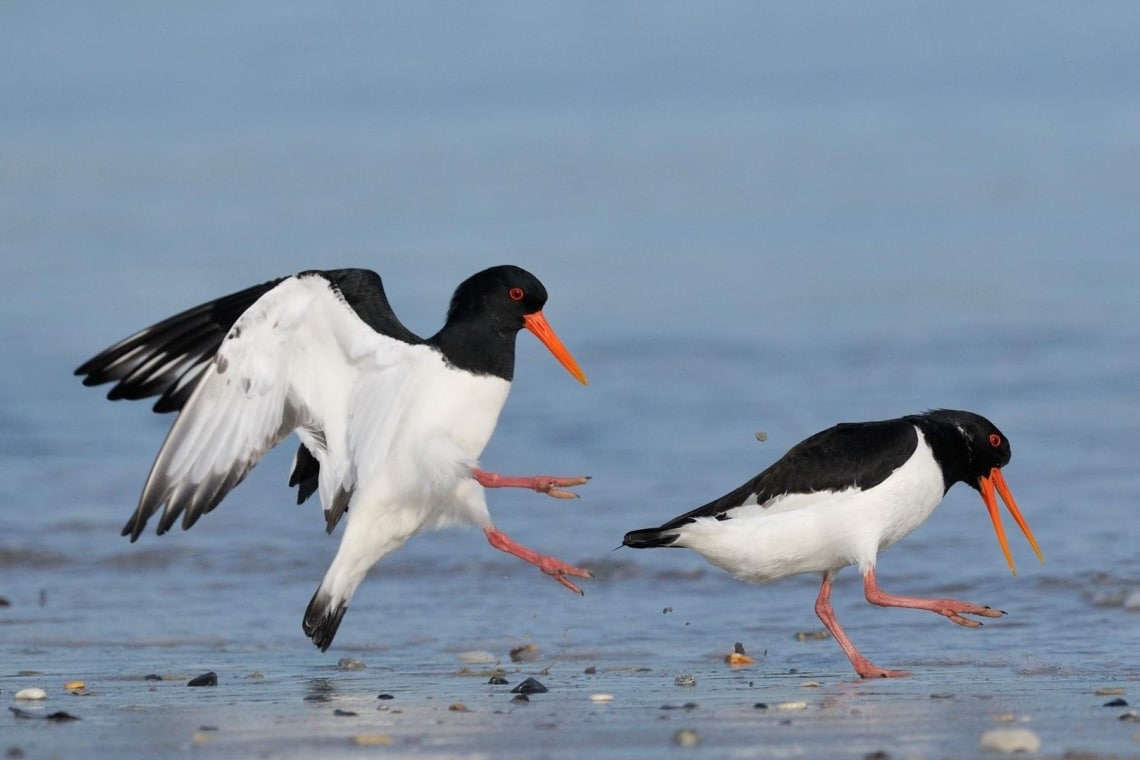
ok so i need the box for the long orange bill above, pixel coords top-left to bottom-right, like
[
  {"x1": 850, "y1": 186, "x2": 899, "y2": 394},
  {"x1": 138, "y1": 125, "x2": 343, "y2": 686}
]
[
  {"x1": 522, "y1": 311, "x2": 588, "y2": 385},
  {"x1": 978, "y1": 467, "x2": 1045, "y2": 576}
]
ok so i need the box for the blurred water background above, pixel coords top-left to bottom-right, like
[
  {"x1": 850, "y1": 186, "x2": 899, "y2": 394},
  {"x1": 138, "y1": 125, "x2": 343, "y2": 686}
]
[{"x1": 2, "y1": 3, "x2": 1138, "y2": 757}]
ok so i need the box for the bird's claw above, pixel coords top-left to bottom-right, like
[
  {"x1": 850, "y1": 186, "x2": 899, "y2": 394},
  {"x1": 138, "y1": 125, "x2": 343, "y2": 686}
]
[
  {"x1": 944, "y1": 604, "x2": 1005, "y2": 627},
  {"x1": 538, "y1": 558, "x2": 593, "y2": 595},
  {"x1": 532, "y1": 475, "x2": 590, "y2": 499}
]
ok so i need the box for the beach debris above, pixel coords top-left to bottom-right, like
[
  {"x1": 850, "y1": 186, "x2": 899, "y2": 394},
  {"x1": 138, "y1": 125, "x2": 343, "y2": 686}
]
[
  {"x1": 930, "y1": 693, "x2": 955, "y2": 700},
  {"x1": 448, "y1": 703, "x2": 469, "y2": 712},
  {"x1": 64, "y1": 681, "x2": 86, "y2": 694},
  {"x1": 589, "y1": 693, "x2": 614, "y2": 703},
  {"x1": 584, "y1": 666, "x2": 597, "y2": 674},
  {"x1": 800, "y1": 681, "x2": 822, "y2": 688},
  {"x1": 1119, "y1": 709, "x2": 1140, "y2": 722},
  {"x1": 660, "y1": 702, "x2": 698, "y2": 711},
  {"x1": 143, "y1": 674, "x2": 164, "y2": 681},
  {"x1": 352, "y1": 734, "x2": 393, "y2": 746},
  {"x1": 978, "y1": 727, "x2": 1041, "y2": 753},
  {"x1": 794, "y1": 630, "x2": 830, "y2": 641},
  {"x1": 191, "y1": 731, "x2": 212, "y2": 746},
  {"x1": 725, "y1": 641, "x2": 757, "y2": 667},
  {"x1": 13, "y1": 688, "x2": 46, "y2": 701},
  {"x1": 187, "y1": 672, "x2": 217, "y2": 687},
  {"x1": 663, "y1": 606, "x2": 673, "y2": 614},
  {"x1": 776, "y1": 701, "x2": 808, "y2": 711},
  {"x1": 333, "y1": 708, "x2": 358, "y2": 717},
  {"x1": 510, "y1": 677, "x2": 548, "y2": 694},
  {"x1": 753, "y1": 703, "x2": 768, "y2": 710},
  {"x1": 487, "y1": 676, "x2": 509, "y2": 686},
  {"x1": 672, "y1": 728, "x2": 700, "y2": 748},
  {"x1": 674, "y1": 674, "x2": 697, "y2": 687},
  {"x1": 457, "y1": 650, "x2": 498, "y2": 664},
  {"x1": 336, "y1": 657, "x2": 365, "y2": 671},
  {"x1": 1095, "y1": 687, "x2": 1125, "y2": 696},
  {"x1": 509, "y1": 644, "x2": 539, "y2": 663},
  {"x1": 9, "y1": 706, "x2": 80, "y2": 722},
  {"x1": 245, "y1": 672, "x2": 264, "y2": 680},
  {"x1": 377, "y1": 693, "x2": 395, "y2": 700},
  {"x1": 1102, "y1": 697, "x2": 1129, "y2": 707}
]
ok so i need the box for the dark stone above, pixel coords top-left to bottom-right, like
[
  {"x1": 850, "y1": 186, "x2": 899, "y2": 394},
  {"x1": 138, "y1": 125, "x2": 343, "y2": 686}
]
[
  {"x1": 510, "y1": 694, "x2": 529, "y2": 704},
  {"x1": 487, "y1": 676, "x2": 509, "y2": 686},
  {"x1": 1103, "y1": 697, "x2": 1129, "y2": 707},
  {"x1": 143, "y1": 674, "x2": 163, "y2": 681},
  {"x1": 510, "y1": 677, "x2": 548, "y2": 694},
  {"x1": 333, "y1": 709, "x2": 357, "y2": 717},
  {"x1": 377, "y1": 693, "x2": 394, "y2": 700},
  {"x1": 187, "y1": 672, "x2": 217, "y2": 687},
  {"x1": 753, "y1": 703, "x2": 768, "y2": 710}
]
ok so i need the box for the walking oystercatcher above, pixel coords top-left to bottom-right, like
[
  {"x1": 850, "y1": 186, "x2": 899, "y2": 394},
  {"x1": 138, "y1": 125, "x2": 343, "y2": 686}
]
[
  {"x1": 77, "y1": 265, "x2": 592, "y2": 650},
  {"x1": 623, "y1": 409, "x2": 1044, "y2": 678}
]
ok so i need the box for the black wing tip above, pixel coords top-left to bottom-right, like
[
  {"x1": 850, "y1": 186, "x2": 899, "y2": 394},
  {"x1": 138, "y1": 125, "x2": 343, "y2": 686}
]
[
  {"x1": 303, "y1": 589, "x2": 347, "y2": 652},
  {"x1": 622, "y1": 527, "x2": 678, "y2": 549}
]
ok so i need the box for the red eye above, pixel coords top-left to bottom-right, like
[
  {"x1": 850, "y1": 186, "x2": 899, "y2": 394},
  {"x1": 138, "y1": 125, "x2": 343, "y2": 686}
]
[
  {"x1": 509, "y1": 287, "x2": 524, "y2": 301},
  {"x1": 989, "y1": 433, "x2": 1002, "y2": 447}
]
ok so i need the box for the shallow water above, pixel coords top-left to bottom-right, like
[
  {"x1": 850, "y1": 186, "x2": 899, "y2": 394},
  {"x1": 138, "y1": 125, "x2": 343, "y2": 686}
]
[{"x1": 3, "y1": 3, "x2": 1139, "y2": 757}]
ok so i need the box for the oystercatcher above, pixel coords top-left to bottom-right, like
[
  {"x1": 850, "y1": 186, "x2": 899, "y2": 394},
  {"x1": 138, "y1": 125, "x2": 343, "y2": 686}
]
[
  {"x1": 76, "y1": 265, "x2": 592, "y2": 650},
  {"x1": 623, "y1": 409, "x2": 1044, "y2": 678}
]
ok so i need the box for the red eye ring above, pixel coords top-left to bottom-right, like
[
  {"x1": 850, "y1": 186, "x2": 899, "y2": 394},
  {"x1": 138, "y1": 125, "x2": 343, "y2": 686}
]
[
  {"x1": 509, "y1": 287, "x2": 524, "y2": 301},
  {"x1": 988, "y1": 433, "x2": 1002, "y2": 447}
]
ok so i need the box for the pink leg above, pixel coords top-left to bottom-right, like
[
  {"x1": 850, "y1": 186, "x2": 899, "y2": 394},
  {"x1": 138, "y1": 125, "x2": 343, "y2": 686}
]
[
  {"x1": 472, "y1": 468, "x2": 589, "y2": 499},
  {"x1": 483, "y1": 527, "x2": 593, "y2": 594},
  {"x1": 815, "y1": 570, "x2": 910, "y2": 679},
  {"x1": 862, "y1": 566, "x2": 1005, "y2": 627}
]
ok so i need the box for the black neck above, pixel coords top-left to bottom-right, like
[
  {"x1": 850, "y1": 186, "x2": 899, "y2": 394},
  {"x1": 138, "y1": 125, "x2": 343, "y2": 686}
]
[
  {"x1": 428, "y1": 322, "x2": 517, "y2": 381},
  {"x1": 910, "y1": 415, "x2": 971, "y2": 492}
]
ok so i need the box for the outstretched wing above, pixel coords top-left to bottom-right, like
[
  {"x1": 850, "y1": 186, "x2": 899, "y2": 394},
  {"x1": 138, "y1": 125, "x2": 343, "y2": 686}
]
[
  {"x1": 97, "y1": 272, "x2": 415, "y2": 540},
  {"x1": 656, "y1": 419, "x2": 919, "y2": 531}
]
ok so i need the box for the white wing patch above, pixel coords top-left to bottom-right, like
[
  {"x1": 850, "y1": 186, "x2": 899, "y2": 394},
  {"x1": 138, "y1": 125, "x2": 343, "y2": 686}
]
[{"x1": 124, "y1": 274, "x2": 415, "y2": 539}]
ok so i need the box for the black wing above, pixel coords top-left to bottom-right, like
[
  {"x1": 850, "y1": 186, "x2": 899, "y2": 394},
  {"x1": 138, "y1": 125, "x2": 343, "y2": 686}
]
[{"x1": 656, "y1": 418, "x2": 920, "y2": 531}]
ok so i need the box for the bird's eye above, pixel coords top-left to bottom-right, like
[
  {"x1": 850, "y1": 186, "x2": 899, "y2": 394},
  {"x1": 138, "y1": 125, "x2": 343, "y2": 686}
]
[
  {"x1": 509, "y1": 287, "x2": 525, "y2": 301},
  {"x1": 988, "y1": 433, "x2": 1002, "y2": 447}
]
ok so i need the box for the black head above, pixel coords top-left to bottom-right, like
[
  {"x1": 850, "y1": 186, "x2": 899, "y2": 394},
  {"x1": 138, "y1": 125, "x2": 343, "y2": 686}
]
[
  {"x1": 445, "y1": 265, "x2": 549, "y2": 332},
  {"x1": 912, "y1": 408, "x2": 1042, "y2": 575},
  {"x1": 434, "y1": 265, "x2": 586, "y2": 385}
]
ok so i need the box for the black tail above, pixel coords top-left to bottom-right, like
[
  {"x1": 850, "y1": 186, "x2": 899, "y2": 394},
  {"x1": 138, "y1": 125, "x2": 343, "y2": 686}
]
[
  {"x1": 622, "y1": 527, "x2": 680, "y2": 549},
  {"x1": 303, "y1": 588, "x2": 348, "y2": 652}
]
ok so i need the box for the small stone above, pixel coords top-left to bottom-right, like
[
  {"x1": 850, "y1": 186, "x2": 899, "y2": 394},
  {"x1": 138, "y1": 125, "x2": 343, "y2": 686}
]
[
  {"x1": 63, "y1": 681, "x2": 85, "y2": 692},
  {"x1": 800, "y1": 681, "x2": 822, "y2": 688},
  {"x1": 245, "y1": 672, "x2": 264, "y2": 680},
  {"x1": 589, "y1": 693, "x2": 614, "y2": 702},
  {"x1": 864, "y1": 753, "x2": 890, "y2": 760},
  {"x1": 510, "y1": 677, "x2": 547, "y2": 694},
  {"x1": 336, "y1": 658, "x2": 365, "y2": 671},
  {"x1": 1095, "y1": 687, "x2": 1126, "y2": 696},
  {"x1": 13, "y1": 689, "x2": 46, "y2": 701},
  {"x1": 43, "y1": 711, "x2": 79, "y2": 722},
  {"x1": 930, "y1": 693, "x2": 955, "y2": 700},
  {"x1": 584, "y1": 666, "x2": 597, "y2": 674},
  {"x1": 143, "y1": 674, "x2": 163, "y2": 681},
  {"x1": 377, "y1": 693, "x2": 395, "y2": 700},
  {"x1": 333, "y1": 709, "x2": 358, "y2": 717},
  {"x1": 487, "y1": 676, "x2": 509, "y2": 686},
  {"x1": 509, "y1": 644, "x2": 539, "y2": 663},
  {"x1": 753, "y1": 703, "x2": 768, "y2": 710},
  {"x1": 995, "y1": 713, "x2": 1017, "y2": 723},
  {"x1": 1103, "y1": 697, "x2": 1129, "y2": 707},
  {"x1": 187, "y1": 672, "x2": 217, "y2": 687},
  {"x1": 979, "y1": 727, "x2": 1041, "y2": 753},
  {"x1": 1119, "y1": 709, "x2": 1140, "y2": 722},
  {"x1": 0, "y1": 596, "x2": 10, "y2": 607},
  {"x1": 674, "y1": 674, "x2": 696, "y2": 687},
  {"x1": 448, "y1": 703, "x2": 469, "y2": 712},
  {"x1": 673, "y1": 728, "x2": 700, "y2": 747},
  {"x1": 510, "y1": 694, "x2": 529, "y2": 704},
  {"x1": 352, "y1": 734, "x2": 393, "y2": 746},
  {"x1": 776, "y1": 701, "x2": 808, "y2": 711}
]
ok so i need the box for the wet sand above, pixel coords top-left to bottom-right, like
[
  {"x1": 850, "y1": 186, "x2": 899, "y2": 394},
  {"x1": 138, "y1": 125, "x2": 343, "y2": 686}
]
[{"x1": 6, "y1": 641, "x2": 1138, "y2": 759}]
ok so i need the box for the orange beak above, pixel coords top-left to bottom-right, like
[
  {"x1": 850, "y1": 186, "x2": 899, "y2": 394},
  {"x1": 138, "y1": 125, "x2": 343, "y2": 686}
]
[
  {"x1": 978, "y1": 467, "x2": 1044, "y2": 575},
  {"x1": 522, "y1": 311, "x2": 588, "y2": 385}
]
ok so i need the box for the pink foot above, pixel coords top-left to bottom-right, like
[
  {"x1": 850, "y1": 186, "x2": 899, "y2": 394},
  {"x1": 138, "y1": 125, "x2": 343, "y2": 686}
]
[
  {"x1": 473, "y1": 469, "x2": 590, "y2": 499},
  {"x1": 483, "y1": 527, "x2": 593, "y2": 594},
  {"x1": 863, "y1": 567, "x2": 1005, "y2": 628}
]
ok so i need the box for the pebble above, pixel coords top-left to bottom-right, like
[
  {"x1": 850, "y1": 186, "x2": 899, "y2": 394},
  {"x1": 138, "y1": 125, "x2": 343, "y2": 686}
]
[
  {"x1": 589, "y1": 693, "x2": 614, "y2": 703},
  {"x1": 377, "y1": 693, "x2": 395, "y2": 700},
  {"x1": 672, "y1": 728, "x2": 700, "y2": 748},
  {"x1": 187, "y1": 672, "x2": 217, "y2": 687},
  {"x1": 336, "y1": 657, "x2": 365, "y2": 671},
  {"x1": 509, "y1": 644, "x2": 539, "y2": 663},
  {"x1": 510, "y1": 677, "x2": 548, "y2": 695},
  {"x1": 13, "y1": 689, "x2": 46, "y2": 701},
  {"x1": 978, "y1": 727, "x2": 1041, "y2": 754},
  {"x1": 487, "y1": 676, "x2": 509, "y2": 686},
  {"x1": 1102, "y1": 697, "x2": 1129, "y2": 707},
  {"x1": 63, "y1": 681, "x2": 85, "y2": 692},
  {"x1": 1119, "y1": 709, "x2": 1140, "y2": 722},
  {"x1": 753, "y1": 703, "x2": 768, "y2": 710},
  {"x1": 800, "y1": 681, "x2": 822, "y2": 688},
  {"x1": 510, "y1": 694, "x2": 529, "y2": 704},
  {"x1": 333, "y1": 709, "x2": 358, "y2": 717},
  {"x1": 674, "y1": 674, "x2": 697, "y2": 687},
  {"x1": 776, "y1": 701, "x2": 808, "y2": 711},
  {"x1": 448, "y1": 703, "x2": 469, "y2": 712},
  {"x1": 352, "y1": 734, "x2": 393, "y2": 746}
]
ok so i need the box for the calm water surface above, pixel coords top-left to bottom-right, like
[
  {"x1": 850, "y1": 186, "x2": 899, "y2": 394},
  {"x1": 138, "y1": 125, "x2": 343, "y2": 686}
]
[{"x1": 2, "y1": 3, "x2": 1138, "y2": 757}]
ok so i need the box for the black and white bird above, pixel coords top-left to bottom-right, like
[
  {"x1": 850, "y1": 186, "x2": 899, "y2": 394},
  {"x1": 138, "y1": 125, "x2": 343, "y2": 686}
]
[
  {"x1": 76, "y1": 265, "x2": 592, "y2": 650},
  {"x1": 623, "y1": 409, "x2": 1044, "y2": 678}
]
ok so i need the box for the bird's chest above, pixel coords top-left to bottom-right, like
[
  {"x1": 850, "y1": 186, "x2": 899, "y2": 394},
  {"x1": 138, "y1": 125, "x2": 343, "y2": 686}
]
[
  {"x1": 402, "y1": 364, "x2": 511, "y2": 459},
  {"x1": 868, "y1": 442, "x2": 946, "y2": 550}
]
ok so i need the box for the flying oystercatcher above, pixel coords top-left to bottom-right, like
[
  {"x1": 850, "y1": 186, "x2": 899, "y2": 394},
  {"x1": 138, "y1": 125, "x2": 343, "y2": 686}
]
[
  {"x1": 623, "y1": 409, "x2": 1044, "y2": 678},
  {"x1": 76, "y1": 265, "x2": 592, "y2": 650}
]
